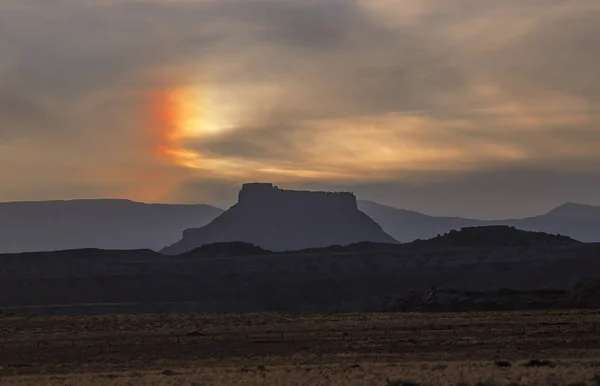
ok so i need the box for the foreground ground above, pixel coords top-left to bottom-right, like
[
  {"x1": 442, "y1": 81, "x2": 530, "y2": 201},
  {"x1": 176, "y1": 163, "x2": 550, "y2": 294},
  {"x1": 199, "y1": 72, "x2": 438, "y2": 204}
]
[{"x1": 1, "y1": 310, "x2": 600, "y2": 385}]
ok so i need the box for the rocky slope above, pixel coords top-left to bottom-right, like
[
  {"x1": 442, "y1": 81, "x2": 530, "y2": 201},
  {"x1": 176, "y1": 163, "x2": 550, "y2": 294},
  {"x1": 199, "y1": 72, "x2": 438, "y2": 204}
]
[{"x1": 161, "y1": 183, "x2": 397, "y2": 254}]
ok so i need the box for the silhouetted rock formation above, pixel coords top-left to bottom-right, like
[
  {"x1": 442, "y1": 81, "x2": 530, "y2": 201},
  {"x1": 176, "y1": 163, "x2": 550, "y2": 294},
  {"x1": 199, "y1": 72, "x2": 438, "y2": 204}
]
[
  {"x1": 161, "y1": 183, "x2": 397, "y2": 254},
  {"x1": 359, "y1": 201, "x2": 600, "y2": 243},
  {"x1": 0, "y1": 199, "x2": 223, "y2": 253},
  {"x1": 513, "y1": 202, "x2": 600, "y2": 242},
  {"x1": 408, "y1": 226, "x2": 579, "y2": 248},
  {"x1": 4, "y1": 196, "x2": 599, "y2": 254},
  {"x1": 290, "y1": 241, "x2": 395, "y2": 254},
  {"x1": 164, "y1": 225, "x2": 580, "y2": 257},
  {"x1": 178, "y1": 242, "x2": 271, "y2": 258}
]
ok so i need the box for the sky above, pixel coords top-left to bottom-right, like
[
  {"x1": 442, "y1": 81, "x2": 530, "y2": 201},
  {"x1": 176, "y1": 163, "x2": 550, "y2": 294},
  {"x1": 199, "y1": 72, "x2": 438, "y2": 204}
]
[{"x1": 1, "y1": 0, "x2": 600, "y2": 219}]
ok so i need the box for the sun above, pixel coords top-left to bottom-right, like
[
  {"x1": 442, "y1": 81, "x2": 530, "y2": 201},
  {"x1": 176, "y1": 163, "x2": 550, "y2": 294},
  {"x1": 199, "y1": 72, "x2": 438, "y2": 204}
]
[{"x1": 147, "y1": 85, "x2": 232, "y2": 168}]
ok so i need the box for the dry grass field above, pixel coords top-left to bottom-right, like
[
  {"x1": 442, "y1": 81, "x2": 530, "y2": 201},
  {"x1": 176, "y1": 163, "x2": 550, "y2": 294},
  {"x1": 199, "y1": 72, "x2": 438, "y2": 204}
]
[{"x1": 1, "y1": 310, "x2": 600, "y2": 385}]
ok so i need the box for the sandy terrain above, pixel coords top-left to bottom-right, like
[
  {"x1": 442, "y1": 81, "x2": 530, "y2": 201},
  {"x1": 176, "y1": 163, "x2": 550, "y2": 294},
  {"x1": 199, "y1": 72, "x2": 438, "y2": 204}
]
[{"x1": 1, "y1": 310, "x2": 600, "y2": 384}]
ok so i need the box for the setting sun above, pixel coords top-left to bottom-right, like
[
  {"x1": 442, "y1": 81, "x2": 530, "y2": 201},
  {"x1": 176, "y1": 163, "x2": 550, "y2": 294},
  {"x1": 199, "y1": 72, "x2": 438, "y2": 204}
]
[{"x1": 147, "y1": 86, "x2": 233, "y2": 168}]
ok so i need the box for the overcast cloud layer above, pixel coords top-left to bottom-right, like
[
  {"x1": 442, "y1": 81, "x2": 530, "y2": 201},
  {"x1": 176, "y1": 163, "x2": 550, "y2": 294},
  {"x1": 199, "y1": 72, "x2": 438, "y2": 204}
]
[{"x1": 1, "y1": 0, "x2": 599, "y2": 218}]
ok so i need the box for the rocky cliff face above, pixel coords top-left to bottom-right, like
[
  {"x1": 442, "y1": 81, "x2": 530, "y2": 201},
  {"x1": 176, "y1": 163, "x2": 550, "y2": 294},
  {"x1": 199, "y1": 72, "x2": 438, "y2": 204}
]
[{"x1": 161, "y1": 183, "x2": 397, "y2": 254}]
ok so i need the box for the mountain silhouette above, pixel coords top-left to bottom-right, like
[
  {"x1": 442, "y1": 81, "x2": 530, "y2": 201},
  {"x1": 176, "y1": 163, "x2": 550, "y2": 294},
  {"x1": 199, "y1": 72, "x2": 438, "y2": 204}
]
[
  {"x1": 161, "y1": 183, "x2": 397, "y2": 254},
  {"x1": 0, "y1": 199, "x2": 223, "y2": 253},
  {"x1": 407, "y1": 225, "x2": 579, "y2": 248},
  {"x1": 359, "y1": 201, "x2": 600, "y2": 243},
  {"x1": 357, "y1": 200, "x2": 480, "y2": 242},
  {"x1": 510, "y1": 202, "x2": 600, "y2": 242},
  {"x1": 2, "y1": 195, "x2": 599, "y2": 254}
]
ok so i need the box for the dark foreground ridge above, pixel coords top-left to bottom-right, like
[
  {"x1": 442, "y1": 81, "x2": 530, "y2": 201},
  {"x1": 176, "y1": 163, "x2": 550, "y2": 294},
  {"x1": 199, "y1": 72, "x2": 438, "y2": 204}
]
[
  {"x1": 177, "y1": 242, "x2": 272, "y2": 258},
  {"x1": 161, "y1": 183, "x2": 397, "y2": 254},
  {"x1": 287, "y1": 225, "x2": 580, "y2": 254},
  {"x1": 408, "y1": 225, "x2": 579, "y2": 248},
  {"x1": 166, "y1": 225, "x2": 581, "y2": 257},
  {"x1": 1, "y1": 226, "x2": 599, "y2": 315}
]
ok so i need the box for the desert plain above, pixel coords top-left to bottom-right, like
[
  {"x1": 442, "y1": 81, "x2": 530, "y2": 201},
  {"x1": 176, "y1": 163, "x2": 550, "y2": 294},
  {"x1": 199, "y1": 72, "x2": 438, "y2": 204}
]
[{"x1": 1, "y1": 310, "x2": 599, "y2": 385}]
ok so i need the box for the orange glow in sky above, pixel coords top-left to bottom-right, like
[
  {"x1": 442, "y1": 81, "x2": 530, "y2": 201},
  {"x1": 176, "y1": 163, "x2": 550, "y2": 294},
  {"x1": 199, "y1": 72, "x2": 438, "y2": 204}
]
[
  {"x1": 146, "y1": 85, "x2": 239, "y2": 171},
  {"x1": 144, "y1": 85, "x2": 543, "y2": 181},
  {"x1": 147, "y1": 87, "x2": 205, "y2": 169}
]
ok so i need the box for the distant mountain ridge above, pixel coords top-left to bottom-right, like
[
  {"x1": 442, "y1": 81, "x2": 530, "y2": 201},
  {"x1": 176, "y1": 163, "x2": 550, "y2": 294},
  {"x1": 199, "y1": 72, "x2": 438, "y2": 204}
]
[
  {"x1": 0, "y1": 199, "x2": 223, "y2": 253},
  {"x1": 161, "y1": 183, "x2": 397, "y2": 253},
  {"x1": 2, "y1": 194, "x2": 600, "y2": 254},
  {"x1": 357, "y1": 200, "x2": 479, "y2": 242},
  {"x1": 358, "y1": 200, "x2": 600, "y2": 243}
]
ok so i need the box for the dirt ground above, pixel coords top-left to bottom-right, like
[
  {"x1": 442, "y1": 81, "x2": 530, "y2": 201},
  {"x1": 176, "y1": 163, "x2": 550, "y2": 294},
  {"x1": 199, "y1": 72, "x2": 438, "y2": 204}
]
[{"x1": 1, "y1": 310, "x2": 600, "y2": 385}]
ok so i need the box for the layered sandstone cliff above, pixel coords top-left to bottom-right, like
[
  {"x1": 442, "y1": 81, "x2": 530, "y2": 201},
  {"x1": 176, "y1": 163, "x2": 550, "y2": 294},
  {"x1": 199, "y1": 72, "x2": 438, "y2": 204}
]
[{"x1": 161, "y1": 183, "x2": 397, "y2": 253}]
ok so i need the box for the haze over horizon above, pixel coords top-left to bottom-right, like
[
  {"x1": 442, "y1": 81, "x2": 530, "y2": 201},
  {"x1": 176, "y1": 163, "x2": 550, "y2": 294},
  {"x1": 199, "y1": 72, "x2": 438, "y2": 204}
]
[
  {"x1": 2, "y1": 0, "x2": 600, "y2": 219},
  {"x1": 1, "y1": 190, "x2": 596, "y2": 222}
]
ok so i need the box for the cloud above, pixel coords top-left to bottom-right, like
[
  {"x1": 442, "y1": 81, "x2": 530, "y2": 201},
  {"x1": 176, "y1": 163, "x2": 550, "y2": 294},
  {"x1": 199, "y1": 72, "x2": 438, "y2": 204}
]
[{"x1": 1, "y1": 0, "x2": 599, "y2": 216}]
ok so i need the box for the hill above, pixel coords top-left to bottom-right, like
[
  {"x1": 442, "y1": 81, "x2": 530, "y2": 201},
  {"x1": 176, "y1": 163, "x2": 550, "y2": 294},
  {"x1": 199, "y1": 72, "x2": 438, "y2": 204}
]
[
  {"x1": 408, "y1": 225, "x2": 579, "y2": 248},
  {"x1": 358, "y1": 200, "x2": 480, "y2": 242},
  {"x1": 510, "y1": 202, "x2": 600, "y2": 242},
  {"x1": 1, "y1": 238, "x2": 600, "y2": 315},
  {"x1": 177, "y1": 242, "x2": 271, "y2": 258},
  {"x1": 0, "y1": 199, "x2": 223, "y2": 253},
  {"x1": 359, "y1": 200, "x2": 600, "y2": 243},
  {"x1": 4, "y1": 196, "x2": 598, "y2": 254},
  {"x1": 161, "y1": 183, "x2": 397, "y2": 254}
]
